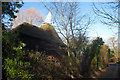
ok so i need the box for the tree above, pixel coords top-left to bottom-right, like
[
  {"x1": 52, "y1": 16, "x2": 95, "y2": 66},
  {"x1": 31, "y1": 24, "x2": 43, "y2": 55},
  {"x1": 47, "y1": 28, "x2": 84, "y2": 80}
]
[
  {"x1": 107, "y1": 37, "x2": 118, "y2": 61},
  {"x1": 69, "y1": 32, "x2": 88, "y2": 57},
  {"x1": 12, "y1": 8, "x2": 44, "y2": 28},
  {"x1": 2, "y1": 1, "x2": 24, "y2": 30},
  {"x1": 43, "y1": 2, "x2": 92, "y2": 57},
  {"x1": 93, "y1": 2, "x2": 119, "y2": 27},
  {"x1": 2, "y1": 1, "x2": 24, "y2": 79},
  {"x1": 93, "y1": 2, "x2": 120, "y2": 60},
  {"x1": 81, "y1": 37, "x2": 104, "y2": 73},
  {"x1": 100, "y1": 44, "x2": 109, "y2": 66}
]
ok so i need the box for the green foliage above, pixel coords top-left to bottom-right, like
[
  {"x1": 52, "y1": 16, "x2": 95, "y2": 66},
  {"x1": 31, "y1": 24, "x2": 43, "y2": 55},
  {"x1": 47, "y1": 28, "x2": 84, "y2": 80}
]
[
  {"x1": 92, "y1": 54, "x2": 100, "y2": 70},
  {"x1": 3, "y1": 42, "x2": 33, "y2": 79},
  {"x1": 4, "y1": 58, "x2": 33, "y2": 79},
  {"x1": 90, "y1": 38, "x2": 111, "y2": 71},
  {"x1": 108, "y1": 48, "x2": 114, "y2": 59},
  {"x1": 2, "y1": 31, "x2": 109, "y2": 79},
  {"x1": 2, "y1": 20, "x2": 111, "y2": 79},
  {"x1": 81, "y1": 37, "x2": 104, "y2": 73},
  {"x1": 2, "y1": 30, "x2": 20, "y2": 58},
  {"x1": 84, "y1": 37, "x2": 104, "y2": 57},
  {"x1": 91, "y1": 38, "x2": 105, "y2": 70},
  {"x1": 2, "y1": 28, "x2": 33, "y2": 79}
]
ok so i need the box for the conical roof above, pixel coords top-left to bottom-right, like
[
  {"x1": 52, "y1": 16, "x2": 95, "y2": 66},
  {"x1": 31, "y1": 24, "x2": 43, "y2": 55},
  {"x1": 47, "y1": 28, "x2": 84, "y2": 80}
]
[{"x1": 44, "y1": 11, "x2": 51, "y2": 24}]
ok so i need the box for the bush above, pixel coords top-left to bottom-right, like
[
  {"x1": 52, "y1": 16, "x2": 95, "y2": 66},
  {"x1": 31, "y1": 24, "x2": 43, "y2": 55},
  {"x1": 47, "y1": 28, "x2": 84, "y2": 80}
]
[
  {"x1": 28, "y1": 52, "x2": 83, "y2": 79},
  {"x1": 2, "y1": 30, "x2": 33, "y2": 79},
  {"x1": 3, "y1": 58, "x2": 33, "y2": 79}
]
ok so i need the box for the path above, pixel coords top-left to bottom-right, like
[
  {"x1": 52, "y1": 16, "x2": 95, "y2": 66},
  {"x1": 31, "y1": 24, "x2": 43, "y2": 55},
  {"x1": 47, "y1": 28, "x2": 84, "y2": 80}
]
[{"x1": 91, "y1": 63, "x2": 120, "y2": 80}]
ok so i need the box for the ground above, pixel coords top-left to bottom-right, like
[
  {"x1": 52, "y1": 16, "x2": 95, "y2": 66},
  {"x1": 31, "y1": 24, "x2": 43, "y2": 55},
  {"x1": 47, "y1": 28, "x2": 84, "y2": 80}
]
[{"x1": 91, "y1": 63, "x2": 120, "y2": 80}]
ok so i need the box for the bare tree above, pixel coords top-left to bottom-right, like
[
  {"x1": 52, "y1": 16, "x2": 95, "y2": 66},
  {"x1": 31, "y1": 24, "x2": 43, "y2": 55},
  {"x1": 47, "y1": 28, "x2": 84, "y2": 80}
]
[
  {"x1": 107, "y1": 37, "x2": 118, "y2": 61},
  {"x1": 12, "y1": 8, "x2": 44, "y2": 28},
  {"x1": 93, "y1": 2, "x2": 119, "y2": 27},
  {"x1": 43, "y1": 2, "x2": 92, "y2": 57},
  {"x1": 93, "y1": 2, "x2": 120, "y2": 59}
]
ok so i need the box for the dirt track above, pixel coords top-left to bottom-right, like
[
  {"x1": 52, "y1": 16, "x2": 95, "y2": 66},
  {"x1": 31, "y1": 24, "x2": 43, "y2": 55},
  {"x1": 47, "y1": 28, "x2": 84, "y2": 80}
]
[{"x1": 91, "y1": 64, "x2": 120, "y2": 80}]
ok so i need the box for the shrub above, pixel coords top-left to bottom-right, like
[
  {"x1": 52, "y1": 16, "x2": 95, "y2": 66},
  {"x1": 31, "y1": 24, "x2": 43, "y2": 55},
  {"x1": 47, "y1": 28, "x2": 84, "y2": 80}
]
[{"x1": 3, "y1": 58, "x2": 33, "y2": 79}]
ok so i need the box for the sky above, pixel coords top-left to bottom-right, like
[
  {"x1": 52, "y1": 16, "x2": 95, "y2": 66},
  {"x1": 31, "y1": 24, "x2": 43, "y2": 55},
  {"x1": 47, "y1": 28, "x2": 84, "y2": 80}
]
[{"x1": 19, "y1": 2, "x2": 118, "y2": 42}]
